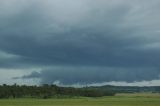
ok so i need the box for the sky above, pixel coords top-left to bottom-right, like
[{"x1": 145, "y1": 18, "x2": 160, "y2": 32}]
[{"x1": 0, "y1": 0, "x2": 160, "y2": 86}]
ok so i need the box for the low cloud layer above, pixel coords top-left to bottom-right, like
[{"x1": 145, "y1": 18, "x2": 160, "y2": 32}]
[
  {"x1": 0, "y1": 0, "x2": 160, "y2": 85},
  {"x1": 20, "y1": 67, "x2": 160, "y2": 85}
]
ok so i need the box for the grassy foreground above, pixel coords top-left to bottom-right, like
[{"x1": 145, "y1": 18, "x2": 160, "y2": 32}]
[{"x1": 0, "y1": 93, "x2": 160, "y2": 106}]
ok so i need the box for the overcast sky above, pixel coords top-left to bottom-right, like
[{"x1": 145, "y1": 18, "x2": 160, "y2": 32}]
[{"x1": 0, "y1": 0, "x2": 160, "y2": 86}]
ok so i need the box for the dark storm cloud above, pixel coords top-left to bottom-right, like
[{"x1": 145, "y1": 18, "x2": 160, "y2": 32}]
[
  {"x1": 0, "y1": 0, "x2": 160, "y2": 84},
  {"x1": 20, "y1": 67, "x2": 160, "y2": 84}
]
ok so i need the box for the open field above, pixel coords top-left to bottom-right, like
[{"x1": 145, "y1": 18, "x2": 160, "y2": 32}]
[{"x1": 0, "y1": 93, "x2": 160, "y2": 106}]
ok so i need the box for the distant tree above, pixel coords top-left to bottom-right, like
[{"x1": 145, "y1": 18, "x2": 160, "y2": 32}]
[{"x1": 0, "y1": 84, "x2": 116, "y2": 99}]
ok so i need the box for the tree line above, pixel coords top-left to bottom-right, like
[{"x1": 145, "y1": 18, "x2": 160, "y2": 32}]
[{"x1": 0, "y1": 84, "x2": 115, "y2": 99}]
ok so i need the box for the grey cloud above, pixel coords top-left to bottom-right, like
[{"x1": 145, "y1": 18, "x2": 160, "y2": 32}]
[
  {"x1": 21, "y1": 67, "x2": 160, "y2": 84},
  {"x1": 0, "y1": 0, "x2": 160, "y2": 84},
  {"x1": 13, "y1": 71, "x2": 41, "y2": 79}
]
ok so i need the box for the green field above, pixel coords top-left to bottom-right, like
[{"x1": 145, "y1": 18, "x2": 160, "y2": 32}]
[{"x1": 0, "y1": 93, "x2": 160, "y2": 106}]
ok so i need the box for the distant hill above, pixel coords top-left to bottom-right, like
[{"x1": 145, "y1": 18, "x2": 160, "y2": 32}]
[{"x1": 89, "y1": 85, "x2": 160, "y2": 93}]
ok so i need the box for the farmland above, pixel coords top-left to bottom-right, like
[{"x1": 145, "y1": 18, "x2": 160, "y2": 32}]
[{"x1": 0, "y1": 93, "x2": 160, "y2": 106}]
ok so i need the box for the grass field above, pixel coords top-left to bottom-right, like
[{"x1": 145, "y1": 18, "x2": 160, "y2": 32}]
[{"x1": 0, "y1": 93, "x2": 160, "y2": 106}]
